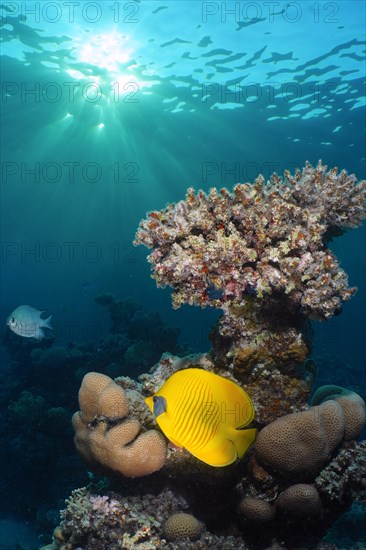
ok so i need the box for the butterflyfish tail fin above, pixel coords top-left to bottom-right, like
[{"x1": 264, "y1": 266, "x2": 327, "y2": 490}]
[{"x1": 232, "y1": 427, "x2": 257, "y2": 460}]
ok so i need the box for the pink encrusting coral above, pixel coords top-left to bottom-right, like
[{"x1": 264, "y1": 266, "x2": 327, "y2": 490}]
[{"x1": 135, "y1": 161, "x2": 365, "y2": 321}]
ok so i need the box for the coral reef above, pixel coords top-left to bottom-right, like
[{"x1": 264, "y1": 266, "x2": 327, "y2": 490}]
[
  {"x1": 51, "y1": 358, "x2": 365, "y2": 545},
  {"x1": 53, "y1": 487, "x2": 177, "y2": 549},
  {"x1": 135, "y1": 161, "x2": 365, "y2": 418},
  {"x1": 4, "y1": 160, "x2": 365, "y2": 547},
  {"x1": 232, "y1": 393, "x2": 365, "y2": 546},
  {"x1": 65, "y1": 357, "x2": 365, "y2": 548},
  {"x1": 52, "y1": 487, "x2": 249, "y2": 549},
  {"x1": 73, "y1": 372, "x2": 167, "y2": 477},
  {"x1": 0, "y1": 297, "x2": 183, "y2": 537}
]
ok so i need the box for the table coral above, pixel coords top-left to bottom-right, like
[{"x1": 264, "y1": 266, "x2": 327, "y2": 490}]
[{"x1": 135, "y1": 161, "x2": 365, "y2": 320}]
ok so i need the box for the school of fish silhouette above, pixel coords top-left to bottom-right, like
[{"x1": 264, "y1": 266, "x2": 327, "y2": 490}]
[{"x1": 68, "y1": 161, "x2": 366, "y2": 547}]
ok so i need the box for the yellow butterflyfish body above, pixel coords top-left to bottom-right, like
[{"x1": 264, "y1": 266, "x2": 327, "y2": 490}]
[{"x1": 145, "y1": 368, "x2": 256, "y2": 467}]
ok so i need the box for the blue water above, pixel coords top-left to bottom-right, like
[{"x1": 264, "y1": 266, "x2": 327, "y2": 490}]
[{"x1": 1, "y1": 1, "x2": 365, "y2": 547}]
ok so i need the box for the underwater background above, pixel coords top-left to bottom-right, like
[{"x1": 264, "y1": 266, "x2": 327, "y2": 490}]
[{"x1": 0, "y1": 1, "x2": 365, "y2": 548}]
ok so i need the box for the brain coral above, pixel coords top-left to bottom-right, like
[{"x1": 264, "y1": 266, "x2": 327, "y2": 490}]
[
  {"x1": 336, "y1": 394, "x2": 366, "y2": 440},
  {"x1": 254, "y1": 401, "x2": 345, "y2": 474},
  {"x1": 163, "y1": 513, "x2": 202, "y2": 541},
  {"x1": 255, "y1": 389, "x2": 366, "y2": 475},
  {"x1": 310, "y1": 385, "x2": 366, "y2": 440},
  {"x1": 73, "y1": 372, "x2": 167, "y2": 477},
  {"x1": 78, "y1": 372, "x2": 129, "y2": 422},
  {"x1": 275, "y1": 484, "x2": 322, "y2": 516},
  {"x1": 238, "y1": 497, "x2": 275, "y2": 522}
]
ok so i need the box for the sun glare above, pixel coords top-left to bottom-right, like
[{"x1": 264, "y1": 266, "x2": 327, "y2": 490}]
[
  {"x1": 70, "y1": 31, "x2": 148, "y2": 97},
  {"x1": 79, "y1": 32, "x2": 131, "y2": 73}
]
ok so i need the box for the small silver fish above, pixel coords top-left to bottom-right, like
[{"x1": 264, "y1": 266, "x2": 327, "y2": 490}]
[{"x1": 6, "y1": 305, "x2": 53, "y2": 340}]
